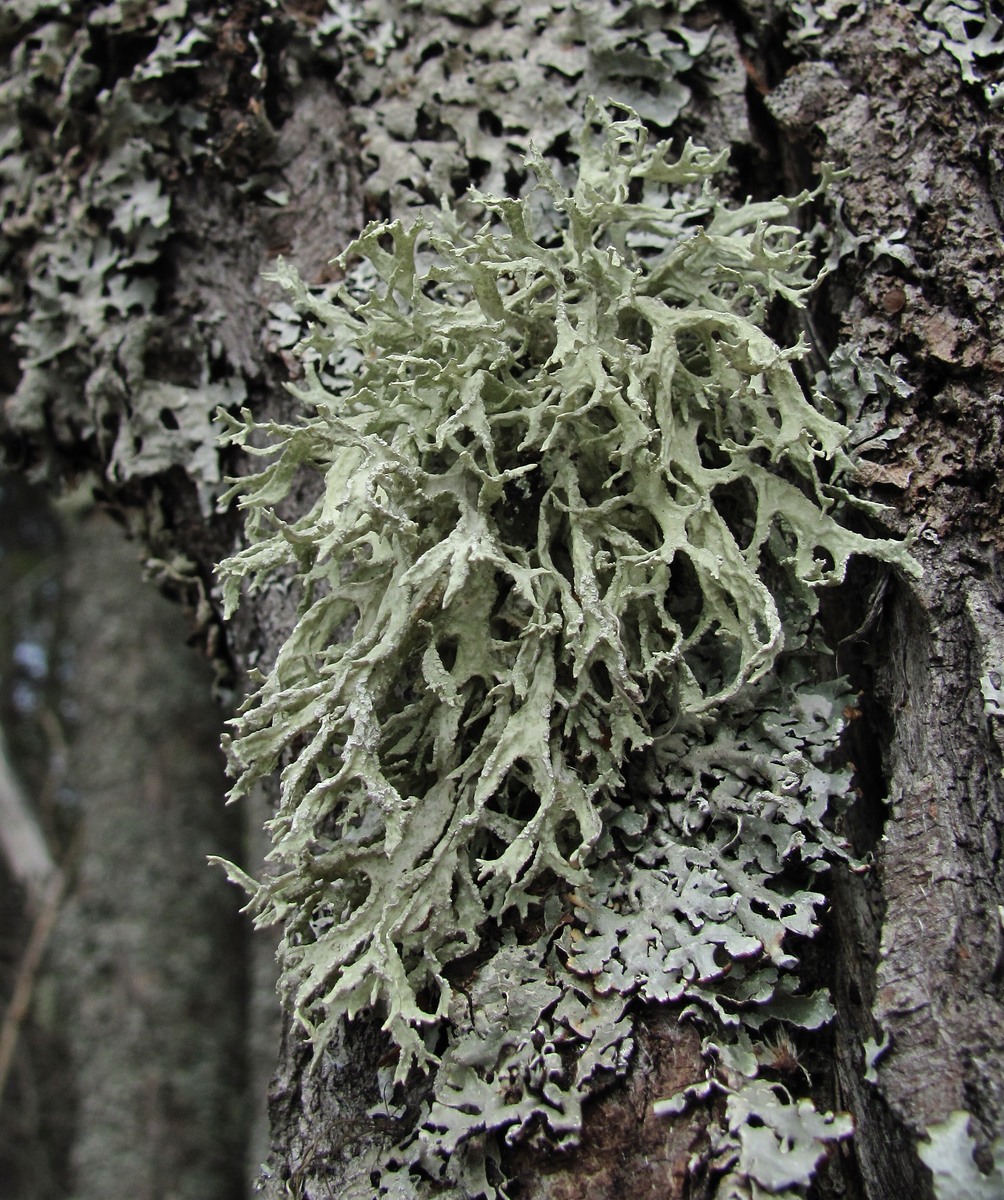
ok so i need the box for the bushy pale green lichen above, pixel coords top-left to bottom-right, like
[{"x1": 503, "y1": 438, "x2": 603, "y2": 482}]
[{"x1": 217, "y1": 104, "x2": 916, "y2": 1196}]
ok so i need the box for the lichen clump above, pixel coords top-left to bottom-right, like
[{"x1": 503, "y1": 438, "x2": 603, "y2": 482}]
[{"x1": 217, "y1": 105, "x2": 914, "y2": 1195}]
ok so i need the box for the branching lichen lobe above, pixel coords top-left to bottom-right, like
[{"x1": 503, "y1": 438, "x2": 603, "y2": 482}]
[{"x1": 216, "y1": 105, "x2": 917, "y2": 1198}]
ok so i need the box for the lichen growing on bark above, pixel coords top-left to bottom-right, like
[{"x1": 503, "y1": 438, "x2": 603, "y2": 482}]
[
  {"x1": 216, "y1": 104, "x2": 916, "y2": 1197},
  {"x1": 304, "y1": 0, "x2": 712, "y2": 208}
]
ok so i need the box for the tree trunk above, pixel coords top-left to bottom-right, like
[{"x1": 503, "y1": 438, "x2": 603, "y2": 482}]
[
  {"x1": 761, "y1": 10, "x2": 1004, "y2": 1196},
  {"x1": 2, "y1": 2, "x2": 1002, "y2": 1197},
  {"x1": 52, "y1": 505, "x2": 247, "y2": 1200}
]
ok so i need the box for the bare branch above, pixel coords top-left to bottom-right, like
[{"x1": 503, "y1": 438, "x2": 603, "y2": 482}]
[{"x1": 0, "y1": 726, "x2": 57, "y2": 911}]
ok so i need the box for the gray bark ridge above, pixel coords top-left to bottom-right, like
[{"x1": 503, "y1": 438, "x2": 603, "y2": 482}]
[{"x1": 765, "y1": 3, "x2": 1004, "y2": 1194}]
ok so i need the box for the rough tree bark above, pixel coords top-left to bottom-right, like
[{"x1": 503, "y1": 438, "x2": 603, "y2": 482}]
[
  {"x1": 2, "y1": 2, "x2": 1002, "y2": 1198},
  {"x1": 761, "y1": 12, "x2": 1004, "y2": 1198}
]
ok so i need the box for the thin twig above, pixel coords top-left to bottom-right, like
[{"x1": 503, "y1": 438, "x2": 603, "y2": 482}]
[
  {"x1": 0, "y1": 868, "x2": 65, "y2": 1103},
  {"x1": 0, "y1": 723, "x2": 64, "y2": 1102},
  {"x1": 0, "y1": 727, "x2": 58, "y2": 909}
]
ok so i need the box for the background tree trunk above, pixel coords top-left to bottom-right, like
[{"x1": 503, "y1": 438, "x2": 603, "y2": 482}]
[
  {"x1": 52, "y1": 504, "x2": 247, "y2": 1200},
  {"x1": 0, "y1": 485, "x2": 254, "y2": 1197},
  {"x1": 2, "y1": 2, "x2": 1002, "y2": 1197}
]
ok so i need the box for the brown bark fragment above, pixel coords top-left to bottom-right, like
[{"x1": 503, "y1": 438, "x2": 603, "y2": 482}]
[{"x1": 512, "y1": 1018, "x2": 706, "y2": 1200}]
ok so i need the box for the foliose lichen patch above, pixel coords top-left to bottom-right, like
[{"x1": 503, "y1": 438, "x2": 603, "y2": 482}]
[
  {"x1": 302, "y1": 0, "x2": 712, "y2": 210},
  {"x1": 1, "y1": 0, "x2": 259, "y2": 509}
]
